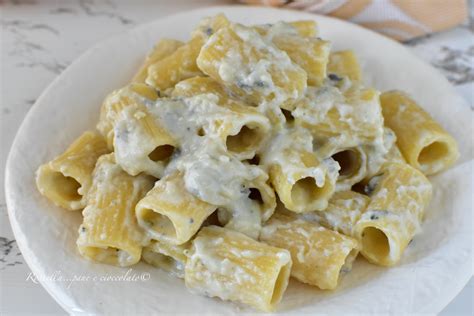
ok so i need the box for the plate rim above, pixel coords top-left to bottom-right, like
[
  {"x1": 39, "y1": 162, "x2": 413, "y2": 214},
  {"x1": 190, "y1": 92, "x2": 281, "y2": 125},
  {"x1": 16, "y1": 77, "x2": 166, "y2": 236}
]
[{"x1": 5, "y1": 5, "x2": 473, "y2": 315}]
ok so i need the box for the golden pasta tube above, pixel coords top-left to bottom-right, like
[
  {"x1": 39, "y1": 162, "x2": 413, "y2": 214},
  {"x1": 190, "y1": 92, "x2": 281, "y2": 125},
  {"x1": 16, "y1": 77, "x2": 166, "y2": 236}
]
[
  {"x1": 77, "y1": 154, "x2": 154, "y2": 267},
  {"x1": 145, "y1": 37, "x2": 204, "y2": 91},
  {"x1": 380, "y1": 91, "x2": 459, "y2": 175},
  {"x1": 300, "y1": 191, "x2": 370, "y2": 237},
  {"x1": 142, "y1": 240, "x2": 190, "y2": 278},
  {"x1": 145, "y1": 14, "x2": 231, "y2": 91},
  {"x1": 330, "y1": 146, "x2": 368, "y2": 191},
  {"x1": 97, "y1": 83, "x2": 159, "y2": 149},
  {"x1": 113, "y1": 103, "x2": 178, "y2": 178},
  {"x1": 272, "y1": 35, "x2": 330, "y2": 86},
  {"x1": 354, "y1": 162, "x2": 432, "y2": 266},
  {"x1": 253, "y1": 20, "x2": 318, "y2": 38},
  {"x1": 254, "y1": 21, "x2": 328, "y2": 85},
  {"x1": 172, "y1": 76, "x2": 228, "y2": 101},
  {"x1": 172, "y1": 79, "x2": 271, "y2": 159},
  {"x1": 185, "y1": 226, "x2": 292, "y2": 312},
  {"x1": 269, "y1": 150, "x2": 337, "y2": 213},
  {"x1": 132, "y1": 39, "x2": 184, "y2": 83},
  {"x1": 219, "y1": 102, "x2": 271, "y2": 159},
  {"x1": 217, "y1": 172, "x2": 276, "y2": 230},
  {"x1": 136, "y1": 172, "x2": 217, "y2": 245},
  {"x1": 288, "y1": 20, "x2": 318, "y2": 37},
  {"x1": 294, "y1": 86, "x2": 384, "y2": 147},
  {"x1": 36, "y1": 131, "x2": 109, "y2": 210},
  {"x1": 260, "y1": 213, "x2": 360, "y2": 290},
  {"x1": 191, "y1": 13, "x2": 231, "y2": 39},
  {"x1": 197, "y1": 24, "x2": 307, "y2": 110},
  {"x1": 327, "y1": 50, "x2": 362, "y2": 82}
]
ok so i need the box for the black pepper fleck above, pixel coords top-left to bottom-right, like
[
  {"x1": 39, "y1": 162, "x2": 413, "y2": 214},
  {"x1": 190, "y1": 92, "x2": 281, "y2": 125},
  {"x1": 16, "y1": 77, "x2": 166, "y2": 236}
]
[
  {"x1": 328, "y1": 73, "x2": 342, "y2": 81},
  {"x1": 205, "y1": 27, "x2": 213, "y2": 36}
]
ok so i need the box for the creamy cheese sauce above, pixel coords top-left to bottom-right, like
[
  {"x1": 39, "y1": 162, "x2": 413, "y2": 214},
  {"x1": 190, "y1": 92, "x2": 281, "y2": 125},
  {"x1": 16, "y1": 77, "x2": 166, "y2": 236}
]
[
  {"x1": 202, "y1": 23, "x2": 305, "y2": 123},
  {"x1": 114, "y1": 93, "x2": 271, "y2": 238},
  {"x1": 99, "y1": 17, "x2": 430, "y2": 268}
]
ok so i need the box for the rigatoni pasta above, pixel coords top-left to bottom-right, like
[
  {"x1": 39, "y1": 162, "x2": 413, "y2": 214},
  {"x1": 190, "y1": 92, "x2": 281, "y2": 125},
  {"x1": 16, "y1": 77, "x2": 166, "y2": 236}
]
[
  {"x1": 36, "y1": 131, "x2": 109, "y2": 210},
  {"x1": 97, "y1": 83, "x2": 160, "y2": 149},
  {"x1": 185, "y1": 226, "x2": 292, "y2": 312},
  {"x1": 260, "y1": 213, "x2": 359, "y2": 290},
  {"x1": 380, "y1": 91, "x2": 459, "y2": 175},
  {"x1": 354, "y1": 162, "x2": 432, "y2": 266},
  {"x1": 136, "y1": 172, "x2": 216, "y2": 245},
  {"x1": 35, "y1": 13, "x2": 459, "y2": 312},
  {"x1": 196, "y1": 23, "x2": 307, "y2": 111},
  {"x1": 77, "y1": 154, "x2": 154, "y2": 267},
  {"x1": 327, "y1": 50, "x2": 362, "y2": 82},
  {"x1": 132, "y1": 39, "x2": 184, "y2": 83}
]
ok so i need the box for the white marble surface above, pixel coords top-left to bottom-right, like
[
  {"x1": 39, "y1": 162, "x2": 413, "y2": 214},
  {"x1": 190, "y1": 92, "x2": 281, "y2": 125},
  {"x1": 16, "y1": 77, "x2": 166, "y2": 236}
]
[{"x1": 0, "y1": 1, "x2": 472, "y2": 315}]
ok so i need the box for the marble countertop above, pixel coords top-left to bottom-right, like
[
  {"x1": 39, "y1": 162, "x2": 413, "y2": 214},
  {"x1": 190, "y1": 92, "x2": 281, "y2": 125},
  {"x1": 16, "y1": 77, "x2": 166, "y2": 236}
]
[{"x1": 1, "y1": 1, "x2": 472, "y2": 314}]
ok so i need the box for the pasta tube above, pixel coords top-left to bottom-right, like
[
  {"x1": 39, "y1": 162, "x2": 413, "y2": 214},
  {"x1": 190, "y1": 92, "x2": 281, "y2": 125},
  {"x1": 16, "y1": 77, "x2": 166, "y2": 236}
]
[
  {"x1": 300, "y1": 191, "x2": 370, "y2": 237},
  {"x1": 354, "y1": 162, "x2": 432, "y2": 266},
  {"x1": 113, "y1": 103, "x2": 178, "y2": 178},
  {"x1": 97, "y1": 83, "x2": 159, "y2": 149},
  {"x1": 272, "y1": 35, "x2": 330, "y2": 86},
  {"x1": 132, "y1": 39, "x2": 184, "y2": 83},
  {"x1": 185, "y1": 226, "x2": 292, "y2": 312},
  {"x1": 330, "y1": 146, "x2": 367, "y2": 191},
  {"x1": 269, "y1": 150, "x2": 337, "y2": 213},
  {"x1": 36, "y1": 131, "x2": 109, "y2": 210},
  {"x1": 253, "y1": 20, "x2": 318, "y2": 38},
  {"x1": 172, "y1": 76, "x2": 228, "y2": 102},
  {"x1": 287, "y1": 20, "x2": 318, "y2": 37},
  {"x1": 254, "y1": 21, "x2": 329, "y2": 86},
  {"x1": 136, "y1": 172, "x2": 217, "y2": 245},
  {"x1": 142, "y1": 240, "x2": 190, "y2": 278},
  {"x1": 261, "y1": 127, "x2": 339, "y2": 213},
  {"x1": 145, "y1": 37, "x2": 204, "y2": 91},
  {"x1": 217, "y1": 172, "x2": 276, "y2": 230},
  {"x1": 173, "y1": 78, "x2": 271, "y2": 159},
  {"x1": 77, "y1": 154, "x2": 154, "y2": 267},
  {"x1": 260, "y1": 213, "x2": 360, "y2": 290},
  {"x1": 145, "y1": 14, "x2": 230, "y2": 91},
  {"x1": 380, "y1": 91, "x2": 459, "y2": 175},
  {"x1": 294, "y1": 86, "x2": 384, "y2": 147},
  {"x1": 219, "y1": 102, "x2": 271, "y2": 159},
  {"x1": 197, "y1": 23, "x2": 307, "y2": 110},
  {"x1": 327, "y1": 50, "x2": 362, "y2": 82},
  {"x1": 191, "y1": 13, "x2": 230, "y2": 39}
]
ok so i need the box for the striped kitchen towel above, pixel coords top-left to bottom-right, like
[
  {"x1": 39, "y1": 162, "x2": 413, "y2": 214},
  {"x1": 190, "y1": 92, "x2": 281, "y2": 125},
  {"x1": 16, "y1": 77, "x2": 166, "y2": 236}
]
[{"x1": 240, "y1": 0, "x2": 468, "y2": 41}]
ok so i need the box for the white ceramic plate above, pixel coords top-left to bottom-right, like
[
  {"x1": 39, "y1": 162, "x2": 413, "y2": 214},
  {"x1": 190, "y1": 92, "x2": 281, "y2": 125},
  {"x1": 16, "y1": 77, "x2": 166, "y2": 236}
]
[{"x1": 5, "y1": 6, "x2": 473, "y2": 315}]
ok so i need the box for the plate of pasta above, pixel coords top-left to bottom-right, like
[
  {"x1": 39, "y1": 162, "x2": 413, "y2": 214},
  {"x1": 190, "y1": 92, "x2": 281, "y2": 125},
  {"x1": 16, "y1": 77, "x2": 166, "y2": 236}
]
[{"x1": 5, "y1": 6, "x2": 473, "y2": 315}]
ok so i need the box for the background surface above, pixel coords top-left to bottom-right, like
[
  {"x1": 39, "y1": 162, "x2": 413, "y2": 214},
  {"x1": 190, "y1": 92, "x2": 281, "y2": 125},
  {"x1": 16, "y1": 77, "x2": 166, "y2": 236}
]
[{"x1": 1, "y1": 1, "x2": 472, "y2": 314}]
